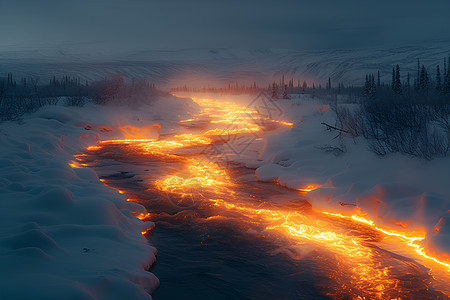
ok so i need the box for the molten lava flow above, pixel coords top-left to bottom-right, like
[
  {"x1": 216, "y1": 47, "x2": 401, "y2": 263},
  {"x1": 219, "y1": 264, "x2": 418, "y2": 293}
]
[
  {"x1": 87, "y1": 145, "x2": 101, "y2": 151},
  {"x1": 324, "y1": 212, "x2": 450, "y2": 271},
  {"x1": 68, "y1": 160, "x2": 83, "y2": 168},
  {"x1": 72, "y1": 93, "x2": 450, "y2": 297},
  {"x1": 298, "y1": 184, "x2": 321, "y2": 193},
  {"x1": 272, "y1": 120, "x2": 294, "y2": 127},
  {"x1": 177, "y1": 95, "x2": 293, "y2": 137},
  {"x1": 172, "y1": 133, "x2": 212, "y2": 145},
  {"x1": 155, "y1": 158, "x2": 232, "y2": 200},
  {"x1": 187, "y1": 96, "x2": 264, "y2": 136},
  {"x1": 137, "y1": 212, "x2": 151, "y2": 220},
  {"x1": 203, "y1": 198, "x2": 398, "y2": 296}
]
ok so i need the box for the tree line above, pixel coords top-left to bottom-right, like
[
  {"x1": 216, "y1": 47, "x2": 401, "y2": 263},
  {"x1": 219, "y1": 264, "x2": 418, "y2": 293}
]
[
  {"x1": 0, "y1": 73, "x2": 158, "y2": 121},
  {"x1": 335, "y1": 56, "x2": 450, "y2": 159}
]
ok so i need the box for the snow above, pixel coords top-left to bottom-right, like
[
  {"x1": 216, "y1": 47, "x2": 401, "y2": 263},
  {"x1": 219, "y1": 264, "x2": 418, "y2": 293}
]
[
  {"x1": 0, "y1": 90, "x2": 448, "y2": 297},
  {"x1": 0, "y1": 94, "x2": 197, "y2": 299},
  {"x1": 252, "y1": 95, "x2": 450, "y2": 261}
]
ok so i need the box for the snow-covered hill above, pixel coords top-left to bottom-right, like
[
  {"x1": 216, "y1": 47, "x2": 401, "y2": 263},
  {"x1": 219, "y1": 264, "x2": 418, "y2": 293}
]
[{"x1": 1, "y1": 42, "x2": 449, "y2": 87}]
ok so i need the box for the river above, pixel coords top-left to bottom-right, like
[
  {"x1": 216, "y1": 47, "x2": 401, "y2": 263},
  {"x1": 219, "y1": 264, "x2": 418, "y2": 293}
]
[{"x1": 75, "y1": 94, "x2": 450, "y2": 299}]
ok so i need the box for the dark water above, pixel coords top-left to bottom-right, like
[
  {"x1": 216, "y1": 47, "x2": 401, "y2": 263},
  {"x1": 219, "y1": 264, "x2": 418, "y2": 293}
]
[{"x1": 78, "y1": 142, "x2": 449, "y2": 300}]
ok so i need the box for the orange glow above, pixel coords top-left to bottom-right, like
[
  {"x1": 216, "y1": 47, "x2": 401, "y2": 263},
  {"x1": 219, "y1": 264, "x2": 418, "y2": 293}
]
[
  {"x1": 298, "y1": 184, "x2": 321, "y2": 193},
  {"x1": 68, "y1": 157, "x2": 89, "y2": 168},
  {"x1": 155, "y1": 158, "x2": 231, "y2": 199},
  {"x1": 172, "y1": 133, "x2": 212, "y2": 145},
  {"x1": 68, "y1": 160, "x2": 83, "y2": 168},
  {"x1": 186, "y1": 96, "x2": 263, "y2": 136},
  {"x1": 323, "y1": 212, "x2": 450, "y2": 270},
  {"x1": 393, "y1": 220, "x2": 411, "y2": 228},
  {"x1": 75, "y1": 93, "x2": 449, "y2": 296},
  {"x1": 203, "y1": 127, "x2": 260, "y2": 136},
  {"x1": 205, "y1": 197, "x2": 450, "y2": 297},
  {"x1": 119, "y1": 124, "x2": 161, "y2": 140},
  {"x1": 273, "y1": 120, "x2": 294, "y2": 127},
  {"x1": 91, "y1": 177, "x2": 152, "y2": 236},
  {"x1": 87, "y1": 145, "x2": 101, "y2": 151},
  {"x1": 323, "y1": 212, "x2": 426, "y2": 239},
  {"x1": 206, "y1": 198, "x2": 398, "y2": 295},
  {"x1": 136, "y1": 212, "x2": 150, "y2": 220},
  {"x1": 100, "y1": 138, "x2": 156, "y2": 144},
  {"x1": 180, "y1": 118, "x2": 196, "y2": 123}
]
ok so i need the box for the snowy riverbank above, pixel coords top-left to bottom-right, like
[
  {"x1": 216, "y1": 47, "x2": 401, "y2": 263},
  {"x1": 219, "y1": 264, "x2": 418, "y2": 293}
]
[
  {"x1": 246, "y1": 94, "x2": 450, "y2": 264},
  {"x1": 0, "y1": 95, "x2": 198, "y2": 299},
  {"x1": 1, "y1": 91, "x2": 448, "y2": 299}
]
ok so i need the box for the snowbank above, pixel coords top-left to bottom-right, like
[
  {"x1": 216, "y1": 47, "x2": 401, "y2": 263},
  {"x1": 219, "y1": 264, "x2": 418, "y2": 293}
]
[
  {"x1": 253, "y1": 95, "x2": 450, "y2": 261},
  {"x1": 0, "y1": 95, "x2": 198, "y2": 299}
]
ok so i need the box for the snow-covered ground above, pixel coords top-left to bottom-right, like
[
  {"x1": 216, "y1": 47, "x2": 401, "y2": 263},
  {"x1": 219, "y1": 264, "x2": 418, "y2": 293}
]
[
  {"x1": 1, "y1": 91, "x2": 448, "y2": 299},
  {"x1": 0, "y1": 94, "x2": 199, "y2": 299},
  {"x1": 241, "y1": 94, "x2": 450, "y2": 263}
]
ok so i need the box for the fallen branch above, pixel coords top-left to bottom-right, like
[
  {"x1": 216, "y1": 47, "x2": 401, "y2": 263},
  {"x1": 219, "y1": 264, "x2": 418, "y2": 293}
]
[{"x1": 321, "y1": 122, "x2": 349, "y2": 133}]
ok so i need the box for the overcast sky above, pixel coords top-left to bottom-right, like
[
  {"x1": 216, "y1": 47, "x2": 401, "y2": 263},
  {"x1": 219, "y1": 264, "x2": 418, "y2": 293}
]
[{"x1": 1, "y1": 0, "x2": 449, "y2": 52}]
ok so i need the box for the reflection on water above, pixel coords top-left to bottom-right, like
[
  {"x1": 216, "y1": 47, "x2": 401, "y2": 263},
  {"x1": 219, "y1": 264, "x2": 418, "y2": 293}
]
[
  {"x1": 77, "y1": 142, "x2": 449, "y2": 299},
  {"x1": 75, "y1": 95, "x2": 449, "y2": 299}
]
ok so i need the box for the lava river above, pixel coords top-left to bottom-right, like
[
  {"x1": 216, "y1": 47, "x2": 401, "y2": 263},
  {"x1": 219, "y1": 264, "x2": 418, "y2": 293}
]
[{"x1": 73, "y1": 94, "x2": 450, "y2": 299}]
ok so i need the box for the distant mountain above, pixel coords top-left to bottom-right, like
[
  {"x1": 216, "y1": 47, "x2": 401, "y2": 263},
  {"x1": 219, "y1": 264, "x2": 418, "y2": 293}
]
[{"x1": 1, "y1": 42, "x2": 449, "y2": 88}]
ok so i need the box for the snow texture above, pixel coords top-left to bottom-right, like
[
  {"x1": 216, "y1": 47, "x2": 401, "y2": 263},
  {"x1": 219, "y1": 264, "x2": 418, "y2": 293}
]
[
  {"x1": 0, "y1": 95, "x2": 197, "y2": 299},
  {"x1": 252, "y1": 95, "x2": 450, "y2": 261}
]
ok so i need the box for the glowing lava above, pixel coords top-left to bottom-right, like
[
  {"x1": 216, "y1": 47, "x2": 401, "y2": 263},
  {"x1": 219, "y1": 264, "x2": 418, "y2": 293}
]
[
  {"x1": 324, "y1": 212, "x2": 450, "y2": 271},
  {"x1": 72, "y1": 94, "x2": 450, "y2": 298},
  {"x1": 298, "y1": 184, "x2": 322, "y2": 193}
]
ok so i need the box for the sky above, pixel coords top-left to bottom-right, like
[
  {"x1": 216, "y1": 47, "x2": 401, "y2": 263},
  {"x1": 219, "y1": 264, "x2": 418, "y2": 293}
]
[{"x1": 1, "y1": 0, "x2": 449, "y2": 53}]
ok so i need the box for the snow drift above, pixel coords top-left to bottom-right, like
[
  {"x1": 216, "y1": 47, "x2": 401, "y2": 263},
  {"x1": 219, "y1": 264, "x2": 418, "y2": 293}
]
[
  {"x1": 251, "y1": 95, "x2": 450, "y2": 262},
  {"x1": 0, "y1": 95, "x2": 198, "y2": 299}
]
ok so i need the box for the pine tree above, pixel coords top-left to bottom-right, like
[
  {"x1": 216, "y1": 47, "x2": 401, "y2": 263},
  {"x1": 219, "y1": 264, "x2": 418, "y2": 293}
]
[
  {"x1": 369, "y1": 74, "x2": 376, "y2": 99},
  {"x1": 282, "y1": 84, "x2": 289, "y2": 99},
  {"x1": 417, "y1": 58, "x2": 420, "y2": 88},
  {"x1": 364, "y1": 74, "x2": 376, "y2": 99},
  {"x1": 419, "y1": 65, "x2": 427, "y2": 91},
  {"x1": 271, "y1": 82, "x2": 277, "y2": 99},
  {"x1": 436, "y1": 65, "x2": 442, "y2": 92},
  {"x1": 406, "y1": 72, "x2": 410, "y2": 93},
  {"x1": 364, "y1": 74, "x2": 369, "y2": 96},
  {"x1": 7, "y1": 73, "x2": 13, "y2": 87},
  {"x1": 392, "y1": 68, "x2": 396, "y2": 91},
  {"x1": 422, "y1": 65, "x2": 429, "y2": 92},
  {"x1": 395, "y1": 64, "x2": 402, "y2": 94},
  {"x1": 377, "y1": 70, "x2": 381, "y2": 87}
]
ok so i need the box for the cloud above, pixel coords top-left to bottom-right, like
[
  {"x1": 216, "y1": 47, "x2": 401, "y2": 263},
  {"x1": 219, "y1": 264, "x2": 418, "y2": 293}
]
[{"x1": 1, "y1": 0, "x2": 449, "y2": 51}]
